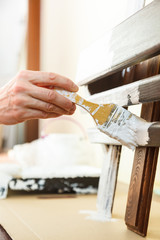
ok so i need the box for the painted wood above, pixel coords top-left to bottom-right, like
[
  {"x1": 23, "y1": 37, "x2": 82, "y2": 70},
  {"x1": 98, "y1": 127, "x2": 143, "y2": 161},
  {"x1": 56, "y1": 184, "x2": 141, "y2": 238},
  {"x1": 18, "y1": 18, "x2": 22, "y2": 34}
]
[
  {"x1": 125, "y1": 56, "x2": 160, "y2": 236},
  {"x1": 76, "y1": 1, "x2": 160, "y2": 86},
  {"x1": 96, "y1": 145, "x2": 121, "y2": 218},
  {"x1": 87, "y1": 128, "x2": 120, "y2": 145},
  {"x1": 25, "y1": 0, "x2": 40, "y2": 142},
  {"x1": 88, "y1": 74, "x2": 160, "y2": 107},
  {"x1": 87, "y1": 123, "x2": 160, "y2": 147}
]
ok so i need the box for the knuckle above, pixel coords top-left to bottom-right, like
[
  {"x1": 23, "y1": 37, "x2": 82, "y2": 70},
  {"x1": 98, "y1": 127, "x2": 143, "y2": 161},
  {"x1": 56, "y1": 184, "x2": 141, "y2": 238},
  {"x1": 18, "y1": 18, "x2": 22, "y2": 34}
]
[
  {"x1": 41, "y1": 111, "x2": 48, "y2": 119},
  {"x1": 13, "y1": 109, "x2": 24, "y2": 123},
  {"x1": 12, "y1": 96, "x2": 22, "y2": 106},
  {"x1": 17, "y1": 70, "x2": 29, "y2": 80},
  {"x1": 46, "y1": 103, "x2": 54, "y2": 112},
  {"x1": 12, "y1": 83, "x2": 25, "y2": 94},
  {"x1": 47, "y1": 90, "x2": 56, "y2": 102},
  {"x1": 49, "y1": 72, "x2": 56, "y2": 80}
]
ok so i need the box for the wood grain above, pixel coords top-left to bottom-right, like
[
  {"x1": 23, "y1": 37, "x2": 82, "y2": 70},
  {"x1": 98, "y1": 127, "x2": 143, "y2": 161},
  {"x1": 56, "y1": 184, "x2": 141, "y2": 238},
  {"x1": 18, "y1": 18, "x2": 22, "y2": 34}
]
[
  {"x1": 125, "y1": 56, "x2": 160, "y2": 236},
  {"x1": 25, "y1": 0, "x2": 40, "y2": 142},
  {"x1": 76, "y1": 1, "x2": 160, "y2": 86}
]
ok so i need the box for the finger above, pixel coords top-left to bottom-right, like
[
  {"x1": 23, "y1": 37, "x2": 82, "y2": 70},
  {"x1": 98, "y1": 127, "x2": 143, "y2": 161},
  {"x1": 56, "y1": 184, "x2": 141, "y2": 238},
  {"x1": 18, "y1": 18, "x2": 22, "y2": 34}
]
[
  {"x1": 18, "y1": 108, "x2": 62, "y2": 122},
  {"x1": 25, "y1": 96, "x2": 76, "y2": 115},
  {"x1": 29, "y1": 85, "x2": 76, "y2": 112},
  {"x1": 25, "y1": 70, "x2": 79, "y2": 92}
]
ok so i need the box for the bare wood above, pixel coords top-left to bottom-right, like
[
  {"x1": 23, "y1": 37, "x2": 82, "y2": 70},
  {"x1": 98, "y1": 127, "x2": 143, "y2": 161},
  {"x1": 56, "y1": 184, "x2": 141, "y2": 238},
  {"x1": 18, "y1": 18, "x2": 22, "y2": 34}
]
[
  {"x1": 125, "y1": 57, "x2": 160, "y2": 236},
  {"x1": 25, "y1": 0, "x2": 40, "y2": 142},
  {"x1": 76, "y1": 1, "x2": 160, "y2": 85},
  {"x1": 88, "y1": 74, "x2": 160, "y2": 107}
]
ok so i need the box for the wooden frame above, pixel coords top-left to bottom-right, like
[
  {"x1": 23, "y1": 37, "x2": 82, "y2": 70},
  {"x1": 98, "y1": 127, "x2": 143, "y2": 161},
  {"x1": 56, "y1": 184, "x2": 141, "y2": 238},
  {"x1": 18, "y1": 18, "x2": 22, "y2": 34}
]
[
  {"x1": 76, "y1": 1, "x2": 160, "y2": 237},
  {"x1": 25, "y1": 0, "x2": 40, "y2": 142},
  {"x1": 125, "y1": 56, "x2": 160, "y2": 237}
]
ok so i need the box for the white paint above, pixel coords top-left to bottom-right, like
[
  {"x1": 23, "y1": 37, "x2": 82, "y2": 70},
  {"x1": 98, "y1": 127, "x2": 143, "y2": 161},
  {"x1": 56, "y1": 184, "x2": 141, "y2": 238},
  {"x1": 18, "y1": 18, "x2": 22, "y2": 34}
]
[
  {"x1": 87, "y1": 128, "x2": 120, "y2": 145},
  {"x1": 98, "y1": 106, "x2": 152, "y2": 150},
  {"x1": 88, "y1": 83, "x2": 140, "y2": 106},
  {"x1": 0, "y1": 172, "x2": 12, "y2": 199},
  {"x1": 71, "y1": 186, "x2": 97, "y2": 194},
  {"x1": 79, "y1": 210, "x2": 118, "y2": 222}
]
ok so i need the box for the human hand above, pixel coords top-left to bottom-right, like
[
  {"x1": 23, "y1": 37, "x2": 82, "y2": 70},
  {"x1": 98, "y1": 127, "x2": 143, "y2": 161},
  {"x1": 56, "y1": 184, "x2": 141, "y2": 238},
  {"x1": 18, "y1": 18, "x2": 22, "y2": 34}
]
[{"x1": 0, "y1": 70, "x2": 79, "y2": 125}]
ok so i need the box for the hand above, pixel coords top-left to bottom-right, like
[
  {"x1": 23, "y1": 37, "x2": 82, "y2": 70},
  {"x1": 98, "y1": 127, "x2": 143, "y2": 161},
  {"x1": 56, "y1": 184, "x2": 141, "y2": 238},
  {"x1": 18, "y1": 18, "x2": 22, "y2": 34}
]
[{"x1": 0, "y1": 70, "x2": 79, "y2": 125}]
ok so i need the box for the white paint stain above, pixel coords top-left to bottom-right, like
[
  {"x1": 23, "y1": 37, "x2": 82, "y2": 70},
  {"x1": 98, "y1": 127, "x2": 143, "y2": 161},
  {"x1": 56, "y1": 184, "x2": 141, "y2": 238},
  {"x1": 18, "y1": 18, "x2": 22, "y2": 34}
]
[
  {"x1": 79, "y1": 210, "x2": 117, "y2": 222},
  {"x1": 88, "y1": 84, "x2": 140, "y2": 107}
]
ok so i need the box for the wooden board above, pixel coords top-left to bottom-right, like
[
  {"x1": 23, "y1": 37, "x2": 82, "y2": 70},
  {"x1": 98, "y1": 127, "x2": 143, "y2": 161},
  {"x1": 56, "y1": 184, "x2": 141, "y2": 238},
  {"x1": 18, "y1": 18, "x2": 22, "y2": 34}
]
[
  {"x1": 125, "y1": 55, "x2": 160, "y2": 237},
  {"x1": 76, "y1": 1, "x2": 160, "y2": 85},
  {"x1": 88, "y1": 74, "x2": 160, "y2": 107},
  {"x1": 87, "y1": 124, "x2": 160, "y2": 147}
]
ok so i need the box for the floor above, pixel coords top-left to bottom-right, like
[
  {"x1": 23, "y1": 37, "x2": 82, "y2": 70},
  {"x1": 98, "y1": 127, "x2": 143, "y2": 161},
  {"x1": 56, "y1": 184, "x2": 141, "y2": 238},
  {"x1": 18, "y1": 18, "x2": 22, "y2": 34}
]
[{"x1": 0, "y1": 182, "x2": 160, "y2": 240}]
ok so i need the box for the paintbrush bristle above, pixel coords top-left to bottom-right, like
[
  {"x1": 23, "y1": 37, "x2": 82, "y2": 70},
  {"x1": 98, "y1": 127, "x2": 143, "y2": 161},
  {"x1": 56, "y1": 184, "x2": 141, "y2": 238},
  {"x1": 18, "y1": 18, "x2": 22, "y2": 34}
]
[{"x1": 96, "y1": 105, "x2": 151, "y2": 150}]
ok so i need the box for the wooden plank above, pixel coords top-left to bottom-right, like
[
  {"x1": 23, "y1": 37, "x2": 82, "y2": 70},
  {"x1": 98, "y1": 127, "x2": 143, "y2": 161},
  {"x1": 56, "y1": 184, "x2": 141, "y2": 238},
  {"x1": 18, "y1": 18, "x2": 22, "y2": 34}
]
[
  {"x1": 97, "y1": 145, "x2": 121, "y2": 218},
  {"x1": 125, "y1": 56, "x2": 160, "y2": 237},
  {"x1": 88, "y1": 74, "x2": 160, "y2": 107},
  {"x1": 76, "y1": 1, "x2": 160, "y2": 85},
  {"x1": 87, "y1": 123, "x2": 160, "y2": 147},
  {"x1": 125, "y1": 102, "x2": 160, "y2": 236},
  {"x1": 25, "y1": 0, "x2": 40, "y2": 142},
  {"x1": 87, "y1": 128, "x2": 120, "y2": 145}
]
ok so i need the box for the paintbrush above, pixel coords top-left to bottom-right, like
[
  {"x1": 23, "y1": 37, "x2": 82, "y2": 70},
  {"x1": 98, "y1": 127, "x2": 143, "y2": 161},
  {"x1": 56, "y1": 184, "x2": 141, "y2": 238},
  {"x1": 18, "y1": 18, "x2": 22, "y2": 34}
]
[{"x1": 55, "y1": 89, "x2": 152, "y2": 150}]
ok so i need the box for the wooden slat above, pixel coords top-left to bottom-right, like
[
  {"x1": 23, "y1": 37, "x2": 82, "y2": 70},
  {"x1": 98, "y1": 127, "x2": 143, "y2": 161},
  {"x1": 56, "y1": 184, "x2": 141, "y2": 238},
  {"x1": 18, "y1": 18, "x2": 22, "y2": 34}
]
[
  {"x1": 97, "y1": 145, "x2": 121, "y2": 217},
  {"x1": 87, "y1": 128, "x2": 120, "y2": 145},
  {"x1": 76, "y1": 1, "x2": 160, "y2": 86},
  {"x1": 125, "y1": 102, "x2": 160, "y2": 236},
  {"x1": 25, "y1": 0, "x2": 40, "y2": 142},
  {"x1": 87, "y1": 122, "x2": 160, "y2": 147},
  {"x1": 125, "y1": 55, "x2": 160, "y2": 236},
  {"x1": 88, "y1": 74, "x2": 160, "y2": 107}
]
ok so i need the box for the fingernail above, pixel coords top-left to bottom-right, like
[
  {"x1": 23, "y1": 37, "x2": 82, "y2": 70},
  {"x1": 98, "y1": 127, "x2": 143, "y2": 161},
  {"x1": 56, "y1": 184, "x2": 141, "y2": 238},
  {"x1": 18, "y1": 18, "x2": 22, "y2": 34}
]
[
  {"x1": 70, "y1": 104, "x2": 76, "y2": 112},
  {"x1": 72, "y1": 83, "x2": 79, "y2": 91}
]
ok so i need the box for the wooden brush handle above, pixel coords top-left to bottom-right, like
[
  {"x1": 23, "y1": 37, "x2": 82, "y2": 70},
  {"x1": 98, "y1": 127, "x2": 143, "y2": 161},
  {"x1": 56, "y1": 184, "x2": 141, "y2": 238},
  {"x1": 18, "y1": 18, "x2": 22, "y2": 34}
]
[{"x1": 55, "y1": 89, "x2": 100, "y2": 114}]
